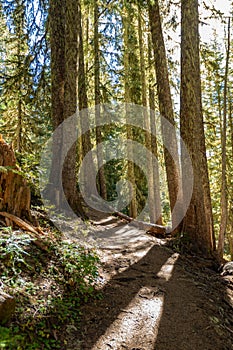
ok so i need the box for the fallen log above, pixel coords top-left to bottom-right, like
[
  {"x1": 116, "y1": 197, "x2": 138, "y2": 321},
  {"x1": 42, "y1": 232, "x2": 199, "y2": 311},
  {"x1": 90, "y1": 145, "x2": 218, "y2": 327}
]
[
  {"x1": 0, "y1": 212, "x2": 39, "y2": 235},
  {"x1": 109, "y1": 209, "x2": 133, "y2": 223},
  {"x1": 130, "y1": 220, "x2": 166, "y2": 236},
  {"x1": 0, "y1": 212, "x2": 48, "y2": 251},
  {"x1": 91, "y1": 195, "x2": 167, "y2": 236}
]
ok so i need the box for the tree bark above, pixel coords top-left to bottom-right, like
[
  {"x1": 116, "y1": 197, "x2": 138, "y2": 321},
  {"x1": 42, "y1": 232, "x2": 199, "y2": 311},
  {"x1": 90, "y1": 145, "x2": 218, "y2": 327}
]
[
  {"x1": 77, "y1": 0, "x2": 96, "y2": 202},
  {"x1": 180, "y1": 0, "x2": 215, "y2": 255},
  {"x1": 49, "y1": 0, "x2": 90, "y2": 217},
  {"x1": 218, "y1": 18, "x2": 230, "y2": 260},
  {"x1": 228, "y1": 91, "x2": 233, "y2": 259},
  {"x1": 94, "y1": 0, "x2": 107, "y2": 200},
  {"x1": 122, "y1": 5, "x2": 138, "y2": 218},
  {"x1": 0, "y1": 136, "x2": 31, "y2": 220},
  {"x1": 148, "y1": 33, "x2": 163, "y2": 225},
  {"x1": 61, "y1": 0, "x2": 81, "y2": 214},
  {"x1": 48, "y1": 0, "x2": 65, "y2": 208},
  {"x1": 148, "y1": 0, "x2": 182, "y2": 232},
  {"x1": 138, "y1": 6, "x2": 157, "y2": 224}
]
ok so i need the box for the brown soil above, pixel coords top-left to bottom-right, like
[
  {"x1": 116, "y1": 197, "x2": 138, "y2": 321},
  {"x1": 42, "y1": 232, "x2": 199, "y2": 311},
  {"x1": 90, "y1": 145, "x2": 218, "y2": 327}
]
[{"x1": 64, "y1": 218, "x2": 233, "y2": 350}]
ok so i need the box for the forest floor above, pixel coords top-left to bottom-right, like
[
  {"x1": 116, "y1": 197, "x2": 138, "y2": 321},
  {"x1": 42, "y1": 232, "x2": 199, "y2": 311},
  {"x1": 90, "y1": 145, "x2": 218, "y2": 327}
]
[
  {"x1": 62, "y1": 216, "x2": 233, "y2": 350},
  {"x1": 1, "y1": 214, "x2": 233, "y2": 349}
]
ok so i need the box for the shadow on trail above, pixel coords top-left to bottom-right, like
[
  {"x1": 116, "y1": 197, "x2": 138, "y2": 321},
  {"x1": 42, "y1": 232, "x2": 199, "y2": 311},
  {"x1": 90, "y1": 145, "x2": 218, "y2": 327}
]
[
  {"x1": 153, "y1": 254, "x2": 232, "y2": 350},
  {"x1": 77, "y1": 241, "x2": 232, "y2": 350}
]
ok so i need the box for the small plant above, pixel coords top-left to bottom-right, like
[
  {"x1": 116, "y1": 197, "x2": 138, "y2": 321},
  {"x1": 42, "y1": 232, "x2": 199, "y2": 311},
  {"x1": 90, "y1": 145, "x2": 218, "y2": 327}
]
[
  {"x1": 0, "y1": 227, "x2": 33, "y2": 275},
  {"x1": 0, "y1": 225, "x2": 101, "y2": 349},
  {"x1": 55, "y1": 241, "x2": 100, "y2": 296},
  {"x1": 0, "y1": 326, "x2": 25, "y2": 349}
]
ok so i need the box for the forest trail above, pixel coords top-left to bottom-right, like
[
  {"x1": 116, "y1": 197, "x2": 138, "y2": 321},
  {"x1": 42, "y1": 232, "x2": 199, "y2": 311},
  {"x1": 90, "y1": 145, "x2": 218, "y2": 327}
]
[{"x1": 62, "y1": 217, "x2": 233, "y2": 350}]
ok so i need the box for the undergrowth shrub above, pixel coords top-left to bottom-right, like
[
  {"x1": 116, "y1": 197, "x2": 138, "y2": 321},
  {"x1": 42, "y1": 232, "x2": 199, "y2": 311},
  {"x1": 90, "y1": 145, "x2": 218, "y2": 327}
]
[
  {"x1": 55, "y1": 241, "x2": 100, "y2": 295},
  {"x1": 0, "y1": 226, "x2": 101, "y2": 349}
]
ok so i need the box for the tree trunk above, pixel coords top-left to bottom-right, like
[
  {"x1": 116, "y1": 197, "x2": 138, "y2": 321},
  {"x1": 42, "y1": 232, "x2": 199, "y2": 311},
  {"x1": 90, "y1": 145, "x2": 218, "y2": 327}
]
[
  {"x1": 148, "y1": 33, "x2": 163, "y2": 225},
  {"x1": 0, "y1": 136, "x2": 31, "y2": 221},
  {"x1": 148, "y1": 0, "x2": 182, "y2": 232},
  {"x1": 138, "y1": 7, "x2": 157, "y2": 223},
  {"x1": 15, "y1": 10, "x2": 24, "y2": 154},
  {"x1": 122, "y1": 6, "x2": 137, "y2": 218},
  {"x1": 16, "y1": 98, "x2": 22, "y2": 154},
  {"x1": 228, "y1": 90, "x2": 233, "y2": 259},
  {"x1": 62, "y1": 0, "x2": 81, "y2": 213},
  {"x1": 48, "y1": 0, "x2": 65, "y2": 208},
  {"x1": 77, "y1": 0, "x2": 96, "y2": 202},
  {"x1": 48, "y1": 0, "x2": 86, "y2": 217},
  {"x1": 218, "y1": 18, "x2": 230, "y2": 260},
  {"x1": 94, "y1": 0, "x2": 107, "y2": 200},
  {"x1": 180, "y1": 0, "x2": 215, "y2": 255}
]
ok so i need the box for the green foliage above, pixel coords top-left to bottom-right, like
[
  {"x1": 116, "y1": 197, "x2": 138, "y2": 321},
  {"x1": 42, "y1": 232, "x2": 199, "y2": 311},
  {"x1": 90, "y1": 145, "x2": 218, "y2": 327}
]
[
  {"x1": 15, "y1": 151, "x2": 47, "y2": 200},
  {"x1": 0, "y1": 0, "x2": 51, "y2": 201},
  {"x1": 0, "y1": 326, "x2": 25, "y2": 350},
  {"x1": 0, "y1": 227, "x2": 33, "y2": 275},
  {"x1": 54, "y1": 241, "x2": 100, "y2": 295},
  {"x1": 0, "y1": 166, "x2": 11, "y2": 174},
  {"x1": 0, "y1": 225, "x2": 101, "y2": 349}
]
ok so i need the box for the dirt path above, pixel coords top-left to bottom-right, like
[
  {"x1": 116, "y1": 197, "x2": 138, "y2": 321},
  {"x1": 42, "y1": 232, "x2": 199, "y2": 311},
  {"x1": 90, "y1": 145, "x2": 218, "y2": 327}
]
[{"x1": 63, "y1": 218, "x2": 233, "y2": 350}]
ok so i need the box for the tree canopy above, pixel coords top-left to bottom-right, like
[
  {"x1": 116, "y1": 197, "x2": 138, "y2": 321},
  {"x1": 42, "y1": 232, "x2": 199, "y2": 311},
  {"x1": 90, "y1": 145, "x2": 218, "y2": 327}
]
[{"x1": 0, "y1": 0, "x2": 232, "y2": 259}]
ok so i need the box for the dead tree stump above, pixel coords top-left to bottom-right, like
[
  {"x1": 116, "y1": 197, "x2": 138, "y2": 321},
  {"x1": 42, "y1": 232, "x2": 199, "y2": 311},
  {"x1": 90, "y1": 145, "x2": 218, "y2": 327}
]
[{"x1": 0, "y1": 135, "x2": 31, "y2": 221}]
